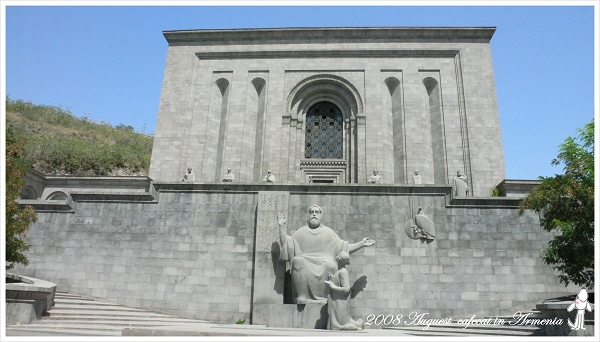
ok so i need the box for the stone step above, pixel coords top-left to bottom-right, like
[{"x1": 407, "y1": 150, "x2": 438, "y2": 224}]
[
  {"x1": 421, "y1": 322, "x2": 539, "y2": 332},
  {"x1": 52, "y1": 298, "x2": 122, "y2": 306},
  {"x1": 52, "y1": 303, "x2": 144, "y2": 311},
  {"x1": 11, "y1": 323, "x2": 123, "y2": 332},
  {"x1": 6, "y1": 290, "x2": 212, "y2": 337},
  {"x1": 385, "y1": 325, "x2": 536, "y2": 336},
  {"x1": 487, "y1": 312, "x2": 546, "y2": 320},
  {"x1": 381, "y1": 313, "x2": 543, "y2": 337},
  {"x1": 44, "y1": 309, "x2": 181, "y2": 317},
  {"x1": 382, "y1": 328, "x2": 489, "y2": 337},
  {"x1": 35, "y1": 319, "x2": 206, "y2": 326},
  {"x1": 54, "y1": 292, "x2": 96, "y2": 300},
  {"x1": 10, "y1": 322, "x2": 187, "y2": 331},
  {"x1": 5, "y1": 326, "x2": 121, "y2": 336},
  {"x1": 38, "y1": 315, "x2": 201, "y2": 323}
]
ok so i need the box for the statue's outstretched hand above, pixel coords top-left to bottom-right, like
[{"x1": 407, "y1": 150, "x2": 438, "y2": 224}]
[
  {"x1": 277, "y1": 213, "x2": 287, "y2": 226},
  {"x1": 324, "y1": 280, "x2": 334, "y2": 288},
  {"x1": 362, "y1": 237, "x2": 376, "y2": 247}
]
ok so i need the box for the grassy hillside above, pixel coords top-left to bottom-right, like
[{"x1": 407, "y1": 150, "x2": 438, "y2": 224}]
[{"x1": 5, "y1": 97, "x2": 153, "y2": 176}]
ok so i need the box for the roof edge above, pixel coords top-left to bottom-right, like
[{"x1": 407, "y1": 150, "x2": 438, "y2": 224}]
[{"x1": 162, "y1": 26, "x2": 497, "y2": 44}]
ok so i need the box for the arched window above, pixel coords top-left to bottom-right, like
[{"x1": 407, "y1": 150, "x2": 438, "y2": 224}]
[
  {"x1": 20, "y1": 186, "x2": 38, "y2": 200},
  {"x1": 305, "y1": 102, "x2": 343, "y2": 159},
  {"x1": 46, "y1": 191, "x2": 67, "y2": 201}
]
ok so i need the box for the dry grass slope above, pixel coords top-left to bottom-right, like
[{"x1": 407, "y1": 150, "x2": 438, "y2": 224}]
[{"x1": 6, "y1": 97, "x2": 153, "y2": 176}]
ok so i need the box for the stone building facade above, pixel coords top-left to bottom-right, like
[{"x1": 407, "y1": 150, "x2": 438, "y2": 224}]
[{"x1": 149, "y1": 27, "x2": 505, "y2": 196}]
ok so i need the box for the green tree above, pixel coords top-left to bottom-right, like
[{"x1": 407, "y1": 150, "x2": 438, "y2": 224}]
[
  {"x1": 518, "y1": 119, "x2": 594, "y2": 288},
  {"x1": 115, "y1": 123, "x2": 135, "y2": 132},
  {"x1": 5, "y1": 126, "x2": 37, "y2": 269}
]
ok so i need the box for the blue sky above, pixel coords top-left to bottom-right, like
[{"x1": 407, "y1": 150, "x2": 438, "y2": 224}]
[{"x1": 3, "y1": 3, "x2": 597, "y2": 181}]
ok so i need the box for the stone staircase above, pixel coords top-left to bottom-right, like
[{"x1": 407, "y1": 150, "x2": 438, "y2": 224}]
[
  {"x1": 6, "y1": 291, "x2": 547, "y2": 337},
  {"x1": 383, "y1": 312, "x2": 544, "y2": 336},
  {"x1": 5, "y1": 291, "x2": 208, "y2": 336}
]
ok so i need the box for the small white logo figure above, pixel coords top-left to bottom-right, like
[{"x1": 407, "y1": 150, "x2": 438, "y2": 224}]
[{"x1": 567, "y1": 288, "x2": 592, "y2": 330}]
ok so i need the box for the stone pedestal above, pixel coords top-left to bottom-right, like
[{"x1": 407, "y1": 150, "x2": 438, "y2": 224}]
[{"x1": 267, "y1": 303, "x2": 328, "y2": 329}]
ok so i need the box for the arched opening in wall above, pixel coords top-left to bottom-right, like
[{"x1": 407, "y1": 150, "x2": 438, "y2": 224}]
[
  {"x1": 46, "y1": 191, "x2": 67, "y2": 201},
  {"x1": 423, "y1": 77, "x2": 447, "y2": 185},
  {"x1": 252, "y1": 77, "x2": 267, "y2": 182},
  {"x1": 286, "y1": 74, "x2": 363, "y2": 184},
  {"x1": 20, "y1": 186, "x2": 37, "y2": 200},
  {"x1": 214, "y1": 78, "x2": 230, "y2": 182},
  {"x1": 385, "y1": 77, "x2": 405, "y2": 183}
]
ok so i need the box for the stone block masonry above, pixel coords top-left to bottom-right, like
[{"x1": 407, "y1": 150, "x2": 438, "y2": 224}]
[{"x1": 13, "y1": 183, "x2": 578, "y2": 324}]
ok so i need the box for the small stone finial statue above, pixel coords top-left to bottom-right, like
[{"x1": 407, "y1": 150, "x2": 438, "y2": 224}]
[
  {"x1": 367, "y1": 170, "x2": 382, "y2": 184},
  {"x1": 412, "y1": 170, "x2": 422, "y2": 184},
  {"x1": 453, "y1": 170, "x2": 469, "y2": 196},
  {"x1": 182, "y1": 167, "x2": 196, "y2": 182},
  {"x1": 263, "y1": 170, "x2": 276, "y2": 183},
  {"x1": 277, "y1": 206, "x2": 375, "y2": 304},
  {"x1": 324, "y1": 251, "x2": 365, "y2": 331},
  {"x1": 222, "y1": 168, "x2": 235, "y2": 182}
]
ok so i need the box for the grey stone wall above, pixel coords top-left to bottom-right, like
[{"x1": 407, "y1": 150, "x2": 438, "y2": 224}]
[
  {"x1": 14, "y1": 184, "x2": 576, "y2": 324},
  {"x1": 286, "y1": 192, "x2": 572, "y2": 320},
  {"x1": 17, "y1": 190, "x2": 256, "y2": 323}
]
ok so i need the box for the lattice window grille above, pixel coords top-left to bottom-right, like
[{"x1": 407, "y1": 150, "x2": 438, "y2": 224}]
[{"x1": 305, "y1": 102, "x2": 343, "y2": 159}]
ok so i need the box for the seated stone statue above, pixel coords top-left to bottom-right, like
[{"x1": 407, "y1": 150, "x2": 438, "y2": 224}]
[
  {"x1": 453, "y1": 170, "x2": 469, "y2": 196},
  {"x1": 222, "y1": 168, "x2": 234, "y2": 182},
  {"x1": 182, "y1": 167, "x2": 195, "y2": 182},
  {"x1": 367, "y1": 170, "x2": 381, "y2": 184},
  {"x1": 263, "y1": 170, "x2": 276, "y2": 183},
  {"x1": 412, "y1": 170, "x2": 422, "y2": 184},
  {"x1": 277, "y1": 205, "x2": 375, "y2": 304},
  {"x1": 324, "y1": 251, "x2": 364, "y2": 330}
]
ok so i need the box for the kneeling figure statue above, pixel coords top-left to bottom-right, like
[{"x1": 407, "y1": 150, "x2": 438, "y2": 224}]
[{"x1": 324, "y1": 251, "x2": 365, "y2": 330}]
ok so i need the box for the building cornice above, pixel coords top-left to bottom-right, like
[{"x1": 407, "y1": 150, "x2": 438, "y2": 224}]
[
  {"x1": 195, "y1": 49, "x2": 460, "y2": 60},
  {"x1": 164, "y1": 26, "x2": 496, "y2": 45}
]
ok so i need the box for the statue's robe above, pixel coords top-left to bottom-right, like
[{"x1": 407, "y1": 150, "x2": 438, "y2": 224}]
[
  {"x1": 453, "y1": 176, "x2": 468, "y2": 196},
  {"x1": 263, "y1": 174, "x2": 275, "y2": 182},
  {"x1": 280, "y1": 225, "x2": 348, "y2": 302},
  {"x1": 367, "y1": 175, "x2": 381, "y2": 184}
]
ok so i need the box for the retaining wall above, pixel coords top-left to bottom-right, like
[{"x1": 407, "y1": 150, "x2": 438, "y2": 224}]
[{"x1": 13, "y1": 183, "x2": 577, "y2": 324}]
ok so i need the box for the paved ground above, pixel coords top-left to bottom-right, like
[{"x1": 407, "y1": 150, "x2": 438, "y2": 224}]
[{"x1": 6, "y1": 291, "x2": 541, "y2": 337}]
